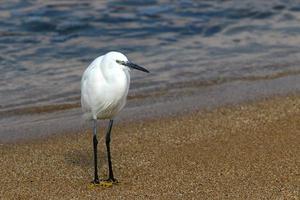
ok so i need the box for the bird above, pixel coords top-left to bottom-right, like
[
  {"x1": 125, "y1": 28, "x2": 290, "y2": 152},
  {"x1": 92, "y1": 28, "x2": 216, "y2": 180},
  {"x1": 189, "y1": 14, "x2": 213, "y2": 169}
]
[{"x1": 81, "y1": 51, "x2": 149, "y2": 185}]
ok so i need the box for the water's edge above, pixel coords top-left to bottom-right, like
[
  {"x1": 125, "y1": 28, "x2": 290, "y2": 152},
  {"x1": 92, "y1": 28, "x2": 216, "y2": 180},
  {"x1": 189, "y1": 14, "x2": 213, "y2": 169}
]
[{"x1": 1, "y1": 74, "x2": 299, "y2": 144}]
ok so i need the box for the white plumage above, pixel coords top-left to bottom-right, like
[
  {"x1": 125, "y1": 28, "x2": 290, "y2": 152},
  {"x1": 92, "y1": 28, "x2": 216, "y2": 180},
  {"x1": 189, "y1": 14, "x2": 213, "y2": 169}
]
[
  {"x1": 81, "y1": 52, "x2": 130, "y2": 120},
  {"x1": 80, "y1": 51, "x2": 149, "y2": 184}
]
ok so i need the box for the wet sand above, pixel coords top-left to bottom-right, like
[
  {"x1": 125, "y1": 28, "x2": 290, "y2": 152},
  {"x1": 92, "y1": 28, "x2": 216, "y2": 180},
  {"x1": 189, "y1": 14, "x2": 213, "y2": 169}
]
[{"x1": 0, "y1": 95, "x2": 299, "y2": 199}]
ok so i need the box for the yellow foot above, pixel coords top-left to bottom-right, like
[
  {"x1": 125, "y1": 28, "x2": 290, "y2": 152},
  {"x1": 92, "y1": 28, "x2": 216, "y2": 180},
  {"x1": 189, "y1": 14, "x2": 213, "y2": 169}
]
[{"x1": 88, "y1": 180, "x2": 118, "y2": 189}]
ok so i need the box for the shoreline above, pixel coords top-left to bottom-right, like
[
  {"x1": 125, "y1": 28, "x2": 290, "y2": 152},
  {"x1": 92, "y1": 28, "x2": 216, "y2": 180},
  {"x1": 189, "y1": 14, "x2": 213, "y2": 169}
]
[
  {"x1": 1, "y1": 73, "x2": 300, "y2": 143},
  {"x1": 0, "y1": 94, "x2": 299, "y2": 199}
]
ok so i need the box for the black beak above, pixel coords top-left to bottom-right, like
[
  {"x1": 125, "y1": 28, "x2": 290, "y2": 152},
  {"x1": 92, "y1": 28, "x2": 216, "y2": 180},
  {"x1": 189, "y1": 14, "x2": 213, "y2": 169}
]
[
  {"x1": 126, "y1": 62, "x2": 149, "y2": 73},
  {"x1": 121, "y1": 61, "x2": 149, "y2": 73}
]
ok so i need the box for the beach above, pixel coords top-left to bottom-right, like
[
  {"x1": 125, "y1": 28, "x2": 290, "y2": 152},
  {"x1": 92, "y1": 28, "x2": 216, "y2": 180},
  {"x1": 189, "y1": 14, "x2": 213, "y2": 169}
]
[
  {"x1": 2, "y1": 1, "x2": 300, "y2": 199},
  {"x1": 0, "y1": 94, "x2": 299, "y2": 199}
]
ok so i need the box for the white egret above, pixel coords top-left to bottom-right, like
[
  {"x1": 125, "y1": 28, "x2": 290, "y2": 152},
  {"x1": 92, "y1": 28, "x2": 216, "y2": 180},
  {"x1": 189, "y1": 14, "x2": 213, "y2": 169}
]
[{"x1": 81, "y1": 51, "x2": 149, "y2": 185}]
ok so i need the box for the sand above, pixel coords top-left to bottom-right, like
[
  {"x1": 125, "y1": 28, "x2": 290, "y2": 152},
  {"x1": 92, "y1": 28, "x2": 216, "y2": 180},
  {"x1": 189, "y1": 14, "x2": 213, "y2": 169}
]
[{"x1": 0, "y1": 95, "x2": 299, "y2": 199}]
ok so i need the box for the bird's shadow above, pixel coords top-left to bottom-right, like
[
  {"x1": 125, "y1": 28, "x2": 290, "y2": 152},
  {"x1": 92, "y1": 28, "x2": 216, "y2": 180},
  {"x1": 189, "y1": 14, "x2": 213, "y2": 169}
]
[{"x1": 64, "y1": 150, "x2": 107, "y2": 169}]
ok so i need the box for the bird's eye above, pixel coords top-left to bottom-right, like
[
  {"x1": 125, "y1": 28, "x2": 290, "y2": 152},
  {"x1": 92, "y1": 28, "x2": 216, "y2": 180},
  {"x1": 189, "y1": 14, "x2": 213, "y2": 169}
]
[{"x1": 116, "y1": 60, "x2": 125, "y2": 65}]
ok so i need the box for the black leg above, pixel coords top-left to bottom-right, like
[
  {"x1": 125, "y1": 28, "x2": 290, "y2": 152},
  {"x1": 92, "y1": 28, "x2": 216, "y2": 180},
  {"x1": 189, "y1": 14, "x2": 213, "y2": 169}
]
[
  {"x1": 105, "y1": 119, "x2": 117, "y2": 182},
  {"x1": 92, "y1": 119, "x2": 100, "y2": 184}
]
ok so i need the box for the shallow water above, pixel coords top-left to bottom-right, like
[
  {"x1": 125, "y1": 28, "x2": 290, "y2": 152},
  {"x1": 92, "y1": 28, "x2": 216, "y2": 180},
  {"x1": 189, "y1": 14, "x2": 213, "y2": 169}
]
[{"x1": 1, "y1": 0, "x2": 300, "y2": 141}]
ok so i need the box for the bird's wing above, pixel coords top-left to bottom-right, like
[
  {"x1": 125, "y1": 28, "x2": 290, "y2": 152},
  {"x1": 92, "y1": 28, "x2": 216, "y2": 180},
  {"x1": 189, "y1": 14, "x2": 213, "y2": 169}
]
[
  {"x1": 81, "y1": 56, "x2": 106, "y2": 119},
  {"x1": 81, "y1": 56, "x2": 103, "y2": 112},
  {"x1": 81, "y1": 56, "x2": 103, "y2": 88}
]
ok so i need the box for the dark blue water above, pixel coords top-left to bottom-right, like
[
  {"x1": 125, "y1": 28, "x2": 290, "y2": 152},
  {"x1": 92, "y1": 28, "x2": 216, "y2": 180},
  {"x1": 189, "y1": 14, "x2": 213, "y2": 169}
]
[{"x1": 1, "y1": 0, "x2": 300, "y2": 141}]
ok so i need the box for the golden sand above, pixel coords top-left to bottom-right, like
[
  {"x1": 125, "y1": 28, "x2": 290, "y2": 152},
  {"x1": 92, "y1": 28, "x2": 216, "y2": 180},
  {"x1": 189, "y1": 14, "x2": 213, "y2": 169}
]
[{"x1": 0, "y1": 95, "x2": 299, "y2": 199}]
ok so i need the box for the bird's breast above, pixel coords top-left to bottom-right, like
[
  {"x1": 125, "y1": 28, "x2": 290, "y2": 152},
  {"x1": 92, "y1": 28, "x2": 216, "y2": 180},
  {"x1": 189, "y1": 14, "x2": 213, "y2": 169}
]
[
  {"x1": 107, "y1": 69, "x2": 129, "y2": 98},
  {"x1": 97, "y1": 70, "x2": 130, "y2": 118}
]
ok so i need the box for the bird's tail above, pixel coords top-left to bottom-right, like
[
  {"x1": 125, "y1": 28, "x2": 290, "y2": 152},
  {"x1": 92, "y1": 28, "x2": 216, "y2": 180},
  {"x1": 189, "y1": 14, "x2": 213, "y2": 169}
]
[{"x1": 82, "y1": 112, "x2": 93, "y2": 121}]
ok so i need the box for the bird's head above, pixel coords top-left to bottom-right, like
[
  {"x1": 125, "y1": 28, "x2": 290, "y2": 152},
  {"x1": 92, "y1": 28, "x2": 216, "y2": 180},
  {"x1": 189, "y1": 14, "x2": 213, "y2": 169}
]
[{"x1": 106, "y1": 51, "x2": 149, "y2": 73}]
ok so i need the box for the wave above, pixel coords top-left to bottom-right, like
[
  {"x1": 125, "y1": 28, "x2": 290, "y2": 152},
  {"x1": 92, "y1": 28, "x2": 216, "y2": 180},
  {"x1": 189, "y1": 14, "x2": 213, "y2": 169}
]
[{"x1": 1, "y1": 69, "x2": 299, "y2": 117}]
